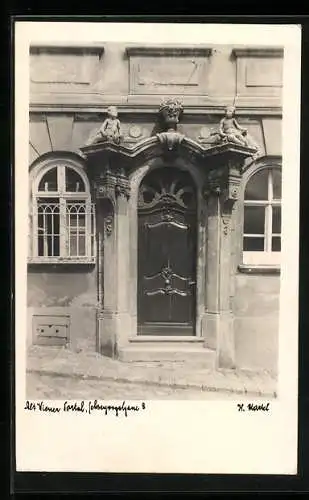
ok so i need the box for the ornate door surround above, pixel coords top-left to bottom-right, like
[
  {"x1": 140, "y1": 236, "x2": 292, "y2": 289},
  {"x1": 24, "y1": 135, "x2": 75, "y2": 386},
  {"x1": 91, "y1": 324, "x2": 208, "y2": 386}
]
[{"x1": 81, "y1": 118, "x2": 255, "y2": 368}]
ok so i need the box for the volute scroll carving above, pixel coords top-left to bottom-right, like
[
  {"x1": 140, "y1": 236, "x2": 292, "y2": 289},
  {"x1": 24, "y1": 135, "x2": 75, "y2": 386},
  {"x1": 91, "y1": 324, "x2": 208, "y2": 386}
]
[
  {"x1": 203, "y1": 161, "x2": 242, "y2": 210},
  {"x1": 94, "y1": 170, "x2": 116, "y2": 201},
  {"x1": 93, "y1": 167, "x2": 130, "y2": 202}
]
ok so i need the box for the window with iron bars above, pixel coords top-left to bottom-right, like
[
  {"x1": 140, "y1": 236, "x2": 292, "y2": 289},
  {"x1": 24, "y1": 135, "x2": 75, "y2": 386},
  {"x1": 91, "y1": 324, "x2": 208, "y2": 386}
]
[{"x1": 29, "y1": 163, "x2": 96, "y2": 263}]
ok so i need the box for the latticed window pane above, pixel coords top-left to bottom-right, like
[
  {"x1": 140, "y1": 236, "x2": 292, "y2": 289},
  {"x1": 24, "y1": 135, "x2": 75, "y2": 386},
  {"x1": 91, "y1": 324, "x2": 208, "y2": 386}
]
[
  {"x1": 272, "y1": 206, "x2": 281, "y2": 234},
  {"x1": 244, "y1": 206, "x2": 265, "y2": 235},
  {"x1": 243, "y1": 166, "x2": 282, "y2": 265},
  {"x1": 272, "y1": 236, "x2": 281, "y2": 251},
  {"x1": 37, "y1": 198, "x2": 60, "y2": 256},
  {"x1": 65, "y1": 168, "x2": 86, "y2": 192},
  {"x1": 243, "y1": 236, "x2": 264, "y2": 251},
  {"x1": 32, "y1": 164, "x2": 96, "y2": 262},
  {"x1": 66, "y1": 202, "x2": 86, "y2": 257},
  {"x1": 90, "y1": 204, "x2": 96, "y2": 258},
  {"x1": 272, "y1": 169, "x2": 282, "y2": 200},
  {"x1": 244, "y1": 169, "x2": 268, "y2": 201},
  {"x1": 38, "y1": 167, "x2": 58, "y2": 192}
]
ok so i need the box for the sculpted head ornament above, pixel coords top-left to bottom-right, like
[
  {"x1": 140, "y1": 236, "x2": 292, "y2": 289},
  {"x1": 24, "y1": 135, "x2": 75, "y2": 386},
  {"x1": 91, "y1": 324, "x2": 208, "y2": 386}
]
[{"x1": 158, "y1": 97, "x2": 184, "y2": 131}]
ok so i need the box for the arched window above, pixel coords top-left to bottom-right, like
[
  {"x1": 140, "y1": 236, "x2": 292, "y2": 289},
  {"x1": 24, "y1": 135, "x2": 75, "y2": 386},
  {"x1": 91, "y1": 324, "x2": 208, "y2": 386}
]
[
  {"x1": 243, "y1": 165, "x2": 281, "y2": 266},
  {"x1": 29, "y1": 160, "x2": 95, "y2": 263}
]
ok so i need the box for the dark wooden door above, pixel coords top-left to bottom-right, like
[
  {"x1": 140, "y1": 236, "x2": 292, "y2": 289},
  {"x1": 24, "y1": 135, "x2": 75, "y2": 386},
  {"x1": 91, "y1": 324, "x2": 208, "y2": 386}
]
[{"x1": 137, "y1": 167, "x2": 197, "y2": 336}]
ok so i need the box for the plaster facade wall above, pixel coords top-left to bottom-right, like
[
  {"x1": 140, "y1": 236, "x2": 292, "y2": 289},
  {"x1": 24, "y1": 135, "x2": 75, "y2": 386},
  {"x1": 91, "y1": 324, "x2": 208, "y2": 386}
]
[
  {"x1": 29, "y1": 43, "x2": 283, "y2": 108},
  {"x1": 28, "y1": 42, "x2": 283, "y2": 371},
  {"x1": 27, "y1": 267, "x2": 98, "y2": 350},
  {"x1": 233, "y1": 274, "x2": 280, "y2": 373},
  {"x1": 27, "y1": 268, "x2": 97, "y2": 308}
]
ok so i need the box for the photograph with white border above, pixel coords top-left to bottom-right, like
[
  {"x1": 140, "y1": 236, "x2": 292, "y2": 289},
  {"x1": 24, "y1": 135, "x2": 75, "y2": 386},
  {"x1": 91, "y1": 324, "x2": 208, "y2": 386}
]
[{"x1": 15, "y1": 21, "x2": 300, "y2": 475}]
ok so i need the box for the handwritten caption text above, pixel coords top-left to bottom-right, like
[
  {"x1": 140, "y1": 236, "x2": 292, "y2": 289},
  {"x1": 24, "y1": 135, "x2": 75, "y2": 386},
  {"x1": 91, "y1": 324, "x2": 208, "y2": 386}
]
[{"x1": 24, "y1": 400, "x2": 146, "y2": 417}]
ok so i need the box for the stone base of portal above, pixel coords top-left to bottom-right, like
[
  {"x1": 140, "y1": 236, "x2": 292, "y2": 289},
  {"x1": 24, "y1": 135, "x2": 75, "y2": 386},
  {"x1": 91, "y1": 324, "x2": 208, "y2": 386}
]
[{"x1": 118, "y1": 336, "x2": 216, "y2": 368}]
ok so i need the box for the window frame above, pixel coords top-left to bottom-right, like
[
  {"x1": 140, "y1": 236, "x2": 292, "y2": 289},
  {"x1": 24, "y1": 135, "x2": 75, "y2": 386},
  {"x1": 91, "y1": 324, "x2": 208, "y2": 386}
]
[
  {"x1": 240, "y1": 159, "x2": 282, "y2": 269},
  {"x1": 28, "y1": 157, "x2": 96, "y2": 264}
]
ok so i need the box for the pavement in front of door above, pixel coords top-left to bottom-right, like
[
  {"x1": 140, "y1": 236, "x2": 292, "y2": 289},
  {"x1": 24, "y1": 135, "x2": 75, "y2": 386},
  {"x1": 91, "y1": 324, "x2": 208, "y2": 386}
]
[{"x1": 26, "y1": 346, "x2": 277, "y2": 400}]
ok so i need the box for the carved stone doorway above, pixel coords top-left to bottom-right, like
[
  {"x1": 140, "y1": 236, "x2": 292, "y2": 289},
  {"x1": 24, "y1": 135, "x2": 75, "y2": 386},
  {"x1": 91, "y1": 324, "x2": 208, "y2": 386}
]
[{"x1": 137, "y1": 167, "x2": 197, "y2": 336}]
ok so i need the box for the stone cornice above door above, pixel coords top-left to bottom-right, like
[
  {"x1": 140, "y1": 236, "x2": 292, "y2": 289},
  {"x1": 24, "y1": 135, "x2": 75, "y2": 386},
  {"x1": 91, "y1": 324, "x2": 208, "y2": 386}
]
[
  {"x1": 29, "y1": 98, "x2": 282, "y2": 116},
  {"x1": 81, "y1": 135, "x2": 256, "y2": 166},
  {"x1": 81, "y1": 135, "x2": 255, "y2": 204}
]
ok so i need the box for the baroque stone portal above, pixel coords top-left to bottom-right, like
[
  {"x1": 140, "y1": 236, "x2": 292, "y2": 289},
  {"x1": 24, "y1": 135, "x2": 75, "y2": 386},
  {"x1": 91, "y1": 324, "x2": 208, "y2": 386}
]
[{"x1": 80, "y1": 98, "x2": 257, "y2": 367}]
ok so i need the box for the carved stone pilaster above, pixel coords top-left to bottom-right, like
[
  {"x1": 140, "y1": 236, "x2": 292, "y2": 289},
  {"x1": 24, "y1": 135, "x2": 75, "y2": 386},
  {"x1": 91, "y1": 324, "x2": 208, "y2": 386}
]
[
  {"x1": 115, "y1": 170, "x2": 130, "y2": 200},
  {"x1": 202, "y1": 154, "x2": 245, "y2": 368},
  {"x1": 203, "y1": 160, "x2": 242, "y2": 230}
]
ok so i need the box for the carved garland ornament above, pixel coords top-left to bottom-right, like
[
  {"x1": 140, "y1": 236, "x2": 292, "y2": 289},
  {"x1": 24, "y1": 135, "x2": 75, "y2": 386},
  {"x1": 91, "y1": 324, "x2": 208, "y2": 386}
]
[
  {"x1": 222, "y1": 216, "x2": 231, "y2": 236},
  {"x1": 104, "y1": 215, "x2": 113, "y2": 236}
]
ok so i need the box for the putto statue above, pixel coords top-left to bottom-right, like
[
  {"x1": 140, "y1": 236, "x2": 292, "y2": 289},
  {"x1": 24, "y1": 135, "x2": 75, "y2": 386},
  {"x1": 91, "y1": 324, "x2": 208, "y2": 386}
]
[
  {"x1": 199, "y1": 104, "x2": 260, "y2": 158},
  {"x1": 87, "y1": 106, "x2": 122, "y2": 145},
  {"x1": 201, "y1": 105, "x2": 258, "y2": 152},
  {"x1": 218, "y1": 105, "x2": 249, "y2": 146}
]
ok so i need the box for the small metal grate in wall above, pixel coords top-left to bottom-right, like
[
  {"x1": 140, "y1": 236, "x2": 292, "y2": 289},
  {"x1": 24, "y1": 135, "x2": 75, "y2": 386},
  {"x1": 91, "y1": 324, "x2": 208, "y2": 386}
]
[{"x1": 33, "y1": 315, "x2": 70, "y2": 346}]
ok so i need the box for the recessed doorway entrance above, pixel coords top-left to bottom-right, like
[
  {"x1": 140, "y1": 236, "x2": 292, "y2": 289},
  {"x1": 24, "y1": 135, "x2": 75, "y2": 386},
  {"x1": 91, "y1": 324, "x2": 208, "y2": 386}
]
[{"x1": 137, "y1": 167, "x2": 197, "y2": 336}]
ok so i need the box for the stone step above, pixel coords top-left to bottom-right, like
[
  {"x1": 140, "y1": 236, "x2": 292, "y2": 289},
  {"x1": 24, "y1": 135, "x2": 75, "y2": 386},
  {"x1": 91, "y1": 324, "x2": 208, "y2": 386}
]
[
  {"x1": 128, "y1": 335, "x2": 205, "y2": 344},
  {"x1": 118, "y1": 343, "x2": 216, "y2": 368}
]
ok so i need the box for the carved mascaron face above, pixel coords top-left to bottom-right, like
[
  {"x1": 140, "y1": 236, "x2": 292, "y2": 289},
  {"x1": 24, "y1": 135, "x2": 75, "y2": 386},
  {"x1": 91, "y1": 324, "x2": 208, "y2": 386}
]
[{"x1": 159, "y1": 98, "x2": 184, "y2": 128}]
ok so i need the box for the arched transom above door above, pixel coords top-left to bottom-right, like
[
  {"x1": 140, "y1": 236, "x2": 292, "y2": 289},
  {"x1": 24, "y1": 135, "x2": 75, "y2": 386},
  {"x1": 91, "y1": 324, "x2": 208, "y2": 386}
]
[{"x1": 138, "y1": 167, "x2": 196, "y2": 212}]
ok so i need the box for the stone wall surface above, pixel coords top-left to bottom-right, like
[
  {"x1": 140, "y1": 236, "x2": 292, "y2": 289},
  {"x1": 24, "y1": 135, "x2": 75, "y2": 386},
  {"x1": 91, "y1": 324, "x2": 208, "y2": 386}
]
[
  {"x1": 29, "y1": 43, "x2": 283, "y2": 108},
  {"x1": 27, "y1": 268, "x2": 98, "y2": 350},
  {"x1": 233, "y1": 274, "x2": 280, "y2": 373},
  {"x1": 27, "y1": 268, "x2": 97, "y2": 308}
]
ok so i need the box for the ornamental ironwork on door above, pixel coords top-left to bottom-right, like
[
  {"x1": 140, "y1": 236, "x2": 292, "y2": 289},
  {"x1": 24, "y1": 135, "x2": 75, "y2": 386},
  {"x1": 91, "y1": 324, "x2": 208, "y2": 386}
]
[{"x1": 137, "y1": 167, "x2": 197, "y2": 336}]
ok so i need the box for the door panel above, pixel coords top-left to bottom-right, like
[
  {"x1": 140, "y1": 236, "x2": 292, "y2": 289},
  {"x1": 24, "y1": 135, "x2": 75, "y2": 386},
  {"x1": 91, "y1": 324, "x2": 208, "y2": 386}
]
[{"x1": 137, "y1": 167, "x2": 196, "y2": 336}]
